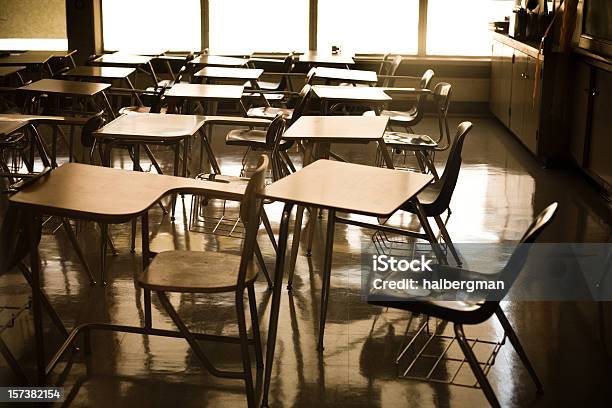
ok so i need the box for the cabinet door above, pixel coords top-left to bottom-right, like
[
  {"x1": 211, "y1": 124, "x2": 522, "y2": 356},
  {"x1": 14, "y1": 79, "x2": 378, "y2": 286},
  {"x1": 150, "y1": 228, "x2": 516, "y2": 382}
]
[
  {"x1": 521, "y1": 56, "x2": 540, "y2": 154},
  {"x1": 490, "y1": 42, "x2": 513, "y2": 127},
  {"x1": 510, "y1": 50, "x2": 528, "y2": 138},
  {"x1": 588, "y1": 69, "x2": 612, "y2": 188},
  {"x1": 569, "y1": 61, "x2": 592, "y2": 167}
]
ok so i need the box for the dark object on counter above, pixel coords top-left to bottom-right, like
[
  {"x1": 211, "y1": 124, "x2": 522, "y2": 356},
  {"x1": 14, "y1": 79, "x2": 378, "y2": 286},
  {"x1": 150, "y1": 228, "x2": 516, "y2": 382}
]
[
  {"x1": 491, "y1": 20, "x2": 510, "y2": 34},
  {"x1": 510, "y1": 7, "x2": 528, "y2": 40}
]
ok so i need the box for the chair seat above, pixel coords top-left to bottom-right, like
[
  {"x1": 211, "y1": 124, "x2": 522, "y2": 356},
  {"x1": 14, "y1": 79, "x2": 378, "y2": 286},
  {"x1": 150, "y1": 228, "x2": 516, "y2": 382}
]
[
  {"x1": 118, "y1": 106, "x2": 167, "y2": 115},
  {"x1": 257, "y1": 80, "x2": 281, "y2": 91},
  {"x1": 247, "y1": 106, "x2": 293, "y2": 120},
  {"x1": 137, "y1": 250, "x2": 258, "y2": 293},
  {"x1": 364, "y1": 108, "x2": 419, "y2": 124},
  {"x1": 243, "y1": 92, "x2": 285, "y2": 102},
  {"x1": 383, "y1": 131, "x2": 437, "y2": 149},
  {"x1": 367, "y1": 265, "x2": 492, "y2": 325},
  {"x1": 225, "y1": 129, "x2": 291, "y2": 149},
  {"x1": 195, "y1": 173, "x2": 249, "y2": 185},
  {"x1": 400, "y1": 180, "x2": 443, "y2": 216}
]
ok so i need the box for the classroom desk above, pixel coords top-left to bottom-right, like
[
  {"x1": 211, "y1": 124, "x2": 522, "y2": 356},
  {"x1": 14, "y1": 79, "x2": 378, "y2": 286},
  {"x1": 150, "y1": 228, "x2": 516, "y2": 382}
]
[
  {"x1": 63, "y1": 66, "x2": 141, "y2": 105},
  {"x1": 165, "y1": 83, "x2": 246, "y2": 115},
  {"x1": 188, "y1": 55, "x2": 249, "y2": 68},
  {"x1": 260, "y1": 159, "x2": 434, "y2": 406},
  {"x1": 24, "y1": 50, "x2": 77, "y2": 68},
  {"x1": 298, "y1": 51, "x2": 355, "y2": 67},
  {"x1": 91, "y1": 53, "x2": 159, "y2": 85},
  {"x1": 194, "y1": 66, "x2": 263, "y2": 84},
  {"x1": 311, "y1": 85, "x2": 391, "y2": 113},
  {"x1": 312, "y1": 67, "x2": 378, "y2": 85},
  {"x1": 18, "y1": 79, "x2": 115, "y2": 118},
  {"x1": 0, "y1": 53, "x2": 52, "y2": 67},
  {"x1": 8, "y1": 162, "x2": 247, "y2": 385}
]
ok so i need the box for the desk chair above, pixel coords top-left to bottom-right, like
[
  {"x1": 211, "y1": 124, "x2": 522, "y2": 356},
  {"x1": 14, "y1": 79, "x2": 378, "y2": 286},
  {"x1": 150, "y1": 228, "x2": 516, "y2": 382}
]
[
  {"x1": 137, "y1": 155, "x2": 269, "y2": 408},
  {"x1": 246, "y1": 79, "x2": 313, "y2": 121},
  {"x1": 247, "y1": 53, "x2": 295, "y2": 104},
  {"x1": 364, "y1": 69, "x2": 435, "y2": 131},
  {"x1": 379, "y1": 82, "x2": 452, "y2": 180},
  {"x1": 368, "y1": 202, "x2": 557, "y2": 408},
  {"x1": 336, "y1": 122, "x2": 474, "y2": 268}
]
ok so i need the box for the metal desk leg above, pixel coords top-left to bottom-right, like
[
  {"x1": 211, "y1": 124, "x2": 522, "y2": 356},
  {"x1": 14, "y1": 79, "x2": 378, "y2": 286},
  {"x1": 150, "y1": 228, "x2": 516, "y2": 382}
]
[
  {"x1": 317, "y1": 209, "x2": 336, "y2": 351},
  {"x1": 262, "y1": 203, "x2": 293, "y2": 408},
  {"x1": 413, "y1": 199, "x2": 447, "y2": 265},
  {"x1": 125, "y1": 76, "x2": 143, "y2": 106},
  {"x1": 377, "y1": 139, "x2": 395, "y2": 169},
  {"x1": 147, "y1": 61, "x2": 159, "y2": 86},
  {"x1": 286, "y1": 206, "x2": 304, "y2": 290},
  {"x1": 28, "y1": 213, "x2": 46, "y2": 385},
  {"x1": 100, "y1": 223, "x2": 108, "y2": 286},
  {"x1": 141, "y1": 211, "x2": 152, "y2": 329},
  {"x1": 99, "y1": 91, "x2": 116, "y2": 119}
]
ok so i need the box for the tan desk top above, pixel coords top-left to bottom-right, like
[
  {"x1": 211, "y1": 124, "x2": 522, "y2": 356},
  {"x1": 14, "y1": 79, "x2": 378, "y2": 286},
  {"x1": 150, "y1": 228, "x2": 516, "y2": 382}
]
[
  {"x1": 24, "y1": 50, "x2": 77, "y2": 58},
  {"x1": 194, "y1": 66, "x2": 263, "y2": 80},
  {"x1": 313, "y1": 67, "x2": 377, "y2": 84},
  {"x1": 0, "y1": 114, "x2": 89, "y2": 126},
  {"x1": 189, "y1": 55, "x2": 249, "y2": 67},
  {"x1": 9, "y1": 163, "x2": 245, "y2": 222},
  {"x1": 312, "y1": 85, "x2": 391, "y2": 103},
  {"x1": 264, "y1": 159, "x2": 432, "y2": 217},
  {"x1": 0, "y1": 53, "x2": 52, "y2": 66},
  {"x1": 64, "y1": 66, "x2": 136, "y2": 79},
  {"x1": 283, "y1": 116, "x2": 389, "y2": 142},
  {"x1": 92, "y1": 53, "x2": 153, "y2": 66},
  {"x1": 19, "y1": 79, "x2": 111, "y2": 96},
  {"x1": 95, "y1": 113, "x2": 206, "y2": 142},
  {"x1": 298, "y1": 51, "x2": 355, "y2": 65},
  {"x1": 0, "y1": 120, "x2": 29, "y2": 136},
  {"x1": 165, "y1": 83, "x2": 244, "y2": 100},
  {"x1": 0, "y1": 66, "x2": 25, "y2": 77}
]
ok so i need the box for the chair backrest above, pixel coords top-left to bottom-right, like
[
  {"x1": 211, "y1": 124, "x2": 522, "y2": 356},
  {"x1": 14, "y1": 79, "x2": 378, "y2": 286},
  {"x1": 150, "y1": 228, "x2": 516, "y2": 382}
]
[
  {"x1": 81, "y1": 111, "x2": 106, "y2": 147},
  {"x1": 288, "y1": 84, "x2": 311, "y2": 126},
  {"x1": 426, "y1": 121, "x2": 472, "y2": 215},
  {"x1": 278, "y1": 53, "x2": 295, "y2": 90},
  {"x1": 237, "y1": 155, "x2": 269, "y2": 288},
  {"x1": 265, "y1": 114, "x2": 286, "y2": 146},
  {"x1": 149, "y1": 86, "x2": 167, "y2": 113},
  {"x1": 415, "y1": 69, "x2": 435, "y2": 111},
  {"x1": 305, "y1": 68, "x2": 316, "y2": 85},
  {"x1": 377, "y1": 53, "x2": 392, "y2": 75},
  {"x1": 380, "y1": 55, "x2": 402, "y2": 87},
  {"x1": 432, "y1": 82, "x2": 453, "y2": 149}
]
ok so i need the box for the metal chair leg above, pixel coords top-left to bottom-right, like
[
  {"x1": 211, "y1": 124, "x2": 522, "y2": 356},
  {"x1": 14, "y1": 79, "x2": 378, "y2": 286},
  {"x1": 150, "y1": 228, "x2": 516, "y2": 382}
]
[
  {"x1": 254, "y1": 242, "x2": 273, "y2": 289},
  {"x1": 433, "y1": 215, "x2": 461, "y2": 266},
  {"x1": 99, "y1": 224, "x2": 108, "y2": 286},
  {"x1": 317, "y1": 209, "x2": 336, "y2": 351},
  {"x1": 261, "y1": 209, "x2": 277, "y2": 252},
  {"x1": 131, "y1": 218, "x2": 137, "y2": 253},
  {"x1": 247, "y1": 284, "x2": 263, "y2": 369},
  {"x1": 236, "y1": 290, "x2": 257, "y2": 408},
  {"x1": 495, "y1": 308, "x2": 544, "y2": 393},
  {"x1": 454, "y1": 323, "x2": 501, "y2": 408}
]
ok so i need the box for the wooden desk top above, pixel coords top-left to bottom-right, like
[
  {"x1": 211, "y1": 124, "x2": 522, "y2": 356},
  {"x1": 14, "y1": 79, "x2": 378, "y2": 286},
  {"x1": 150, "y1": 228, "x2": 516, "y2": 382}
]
[
  {"x1": 0, "y1": 120, "x2": 29, "y2": 136},
  {"x1": 0, "y1": 114, "x2": 89, "y2": 126},
  {"x1": 313, "y1": 67, "x2": 377, "y2": 84},
  {"x1": 19, "y1": 79, "x2": 111, "y2": 96},
  {"x1": 189, "y1": 55, "x2": 249, "y2": 67},
  {"x1": 312, "y1": 85, "x2": 391, "y2": 102},
  {"x1": 63, "y1": 66, "x2": 135, "y2": 79},
  {"x1": 0, "y1": 53, "x2": 52, "y2": 66},
  {"x1": 9, "y1": 163, "x2": 245, "y2": 222},
  {"x1": 264, "y1": 160, "x2": 432, "y2": 217},
  {"x1": 165, "y1": 83, "x2": 244, "y2": 100},
  {"x1": 95, "y1": 113, "x2": 206, "y2": 141},
  {"x1": 298, "y1": 51, "x2": 354, "y2": 65},
  {"x1": 92, "y1": 54, "x2": 153, "y2": 66},
  {"x1": 0, "y1": 66, "x2": 25, "y2": 77},
  {"x1": 283, "y1": 116, "x2": 389, "y2": 142},
  {"x1": 25, "y1": 50, "x2": 77, "y2": 58},
  {"x1": 194, "y1": 67, "x2": 263, "y2": 80}
]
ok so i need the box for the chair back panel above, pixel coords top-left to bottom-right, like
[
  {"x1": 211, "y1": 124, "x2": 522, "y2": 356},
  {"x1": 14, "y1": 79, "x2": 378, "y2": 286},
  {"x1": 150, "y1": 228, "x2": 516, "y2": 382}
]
[
  {"x1": 432, "y1": 82, "x2": 452, "y2": 148},
  {"x1": 278, "y1": 53, "x2": 295, "y2": 90},
  {"x1": 381, "y1": 55, "x2": 402, "y2": 87},
  {"x1": 428, "y1": 121, "x2": 472, "y2": 213},
  {"x1": 237, "y1": 155, "x2": 269, "y2": 287},
  {"x1": 265, "y1": 114, "x2": 286, "y2": 146},
  {"x1": 289, "y1": 84, "x2": 311, "y2": 126},
  {"x1": 81, "y1": 111, "x2": 106, "y2": 148}
]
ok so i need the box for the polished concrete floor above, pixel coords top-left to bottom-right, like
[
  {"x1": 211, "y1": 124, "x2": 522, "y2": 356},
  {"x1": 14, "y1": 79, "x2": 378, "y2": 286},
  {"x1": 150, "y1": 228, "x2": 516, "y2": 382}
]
[{"x1": 0, "y1": 115, "x2": 611, "y2": 407}]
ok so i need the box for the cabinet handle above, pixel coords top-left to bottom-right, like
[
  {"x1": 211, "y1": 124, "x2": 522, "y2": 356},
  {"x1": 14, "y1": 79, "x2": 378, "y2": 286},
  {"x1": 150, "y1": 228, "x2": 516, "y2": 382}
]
[{"x1": 592, "y1": 89, "x2": 598, "y2": 97}]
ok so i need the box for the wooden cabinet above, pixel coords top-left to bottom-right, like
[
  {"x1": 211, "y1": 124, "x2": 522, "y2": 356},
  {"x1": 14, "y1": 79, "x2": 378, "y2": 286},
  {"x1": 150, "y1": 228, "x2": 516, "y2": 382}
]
[
  {"x1": 588, "y1": 69, "x2": 612, "y2": 189},
  {"x1": 490, "y1": 37, "x2": 542, "y2": 155},
  {"x1": 490, "y1": 41, "x2": 513, "y2": 127},
  {"x1": 569, "y1": 61, "x2": 592, "y2": 166}
]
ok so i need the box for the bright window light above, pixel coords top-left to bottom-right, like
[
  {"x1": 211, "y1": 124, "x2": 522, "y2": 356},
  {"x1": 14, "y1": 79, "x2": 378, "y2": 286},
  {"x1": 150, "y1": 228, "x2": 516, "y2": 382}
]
[
  {"x1": 318, "y1": 0, "x2": 419, "y2": 54},
  {"x1": 208, "y1": 0, "x2": 309, "y2": 54},
  {"x1": 102, "y1": 0, "x2": 201, "y2": 53},
  {"x1": 426, "y1": 0, "x2": 514, "y2": 56}
]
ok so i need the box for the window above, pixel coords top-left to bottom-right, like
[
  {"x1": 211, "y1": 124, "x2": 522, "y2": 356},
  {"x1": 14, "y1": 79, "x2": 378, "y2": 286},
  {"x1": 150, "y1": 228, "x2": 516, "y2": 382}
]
[
  {"x1": 208, "y1": 0, "x2": 309, "y2": 54},
  {"x1": 0, "y1": 0, "x2": 67, "y2": 50},
  {"x1": 317, "y1": 0, "x2": 419, "y2": 54},
  {"x1": 426, "y1": 0, "x2": 514, "y2": 56},
  {"x1": 102, "y1": 0, "x2": 201, "y2": 53}
]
